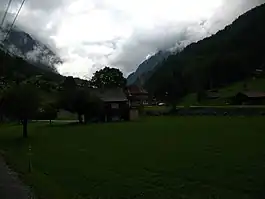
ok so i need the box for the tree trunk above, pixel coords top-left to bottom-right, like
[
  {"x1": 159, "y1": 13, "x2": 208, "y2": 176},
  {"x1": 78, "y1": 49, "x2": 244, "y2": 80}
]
[
  {"x1": 0, "y1": 113, "x2": 3, "y2": 123},
  {"x1": 78, "y1": 114, "x2": 83, "y2": 123},
  {"x1": 22, "y1": 119, "x2": 28, "y2": 138}
]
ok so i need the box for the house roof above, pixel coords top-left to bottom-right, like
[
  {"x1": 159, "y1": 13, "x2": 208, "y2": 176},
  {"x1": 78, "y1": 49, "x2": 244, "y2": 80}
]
[
  {"x1": 239, "y1": 91, "x2": 265, "y2": 98},
  {"x1": 127, "y1": 85, "x2": 148, "y2": 95},
  {"x1": 89, "y1": 88, "x2": 128, "y2": 102}
]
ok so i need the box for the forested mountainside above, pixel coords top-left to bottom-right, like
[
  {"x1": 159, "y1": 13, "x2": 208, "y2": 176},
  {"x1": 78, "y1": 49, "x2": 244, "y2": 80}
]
[
  {"x1": 145, "y1": 3, "x2": 265, "y2": 101},
  {"x1": 0, "y1": 48, "x2": 63, "y2": 84},
  {"x1": 0, "y1": 25, "x2": 62, "y2": 72}
]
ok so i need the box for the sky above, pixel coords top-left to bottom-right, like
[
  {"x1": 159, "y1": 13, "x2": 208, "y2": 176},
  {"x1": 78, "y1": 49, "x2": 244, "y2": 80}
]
[{"x1": 0, "y1": 0, "x2": 264, "y2": 79}]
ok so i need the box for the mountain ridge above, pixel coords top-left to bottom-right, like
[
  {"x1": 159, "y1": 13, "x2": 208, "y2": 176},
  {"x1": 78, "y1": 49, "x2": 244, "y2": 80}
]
[
  {"x1": 0, "y1": 24, "x2": 62, "y2": 73},
  {"x1": 145, "y1": 3, "x2": 265, "y2": 100},
  {"x1": 127, "y1": 50, "x2": 171, "y2": 86}
]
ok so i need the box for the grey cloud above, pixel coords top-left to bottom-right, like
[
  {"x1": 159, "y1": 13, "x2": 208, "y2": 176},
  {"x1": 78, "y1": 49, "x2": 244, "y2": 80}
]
[
  {"x1": 109, "y1": 22, "x2": 209, "y2": 74},
  {"x1": 206, "y1": 0, "x2": 265, "y2": 33},
  {"x1": 0, "y1": 3, "x2": 59, "y2": 51},
  {"x1": 82, "y1": 37, "x2": 121, "y2": 50}
]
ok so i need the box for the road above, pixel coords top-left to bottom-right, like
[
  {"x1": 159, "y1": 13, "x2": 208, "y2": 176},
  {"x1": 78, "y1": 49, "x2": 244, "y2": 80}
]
[
  {"x1": 32, "y1": 120, "x2": 79, "y2": 123},
  {"x1": 0, "y1": 157, "x2": 30, "y2": 199}
]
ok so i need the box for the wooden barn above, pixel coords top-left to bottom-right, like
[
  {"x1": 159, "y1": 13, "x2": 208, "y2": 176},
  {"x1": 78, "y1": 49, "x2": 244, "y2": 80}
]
[{"x1": 90, "y1": 88, "x2": 129, "y2": 122}]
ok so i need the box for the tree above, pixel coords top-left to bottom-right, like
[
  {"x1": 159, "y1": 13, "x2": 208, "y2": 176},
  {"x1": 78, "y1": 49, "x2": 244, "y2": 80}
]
[
  {"x1": 58, "y1": 88, "x2": 104, "y2": 123},
  {"x1": 84, "y1": 95, "x2": 104, "y2": 123},
  {"x1": 58, "y1": 88, "x2": 90, "y2": 123},
  {"x1": 72, "y1": 89, "x2": 90, "y2": 123},
  {"x1": 39, "y1": 104, "x2": 58, "y2": 125},
  {"x1": 2, "y1": 84, "x2": 40, "y2": 138},
  {"x1": 91, "y1": 67, "x2": 126, "y2": 88},
  {"x1": 61, "y1": 76, "x2": 76, "y2": 90},
  {"x1": 0, "y1": 77, "x2": 8, "y2": 122}
]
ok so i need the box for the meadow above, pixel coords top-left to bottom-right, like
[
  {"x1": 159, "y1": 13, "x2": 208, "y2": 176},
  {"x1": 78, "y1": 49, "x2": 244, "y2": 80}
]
[{"x1": 0, "y1": 117, "x2": 265, "y2": 199}]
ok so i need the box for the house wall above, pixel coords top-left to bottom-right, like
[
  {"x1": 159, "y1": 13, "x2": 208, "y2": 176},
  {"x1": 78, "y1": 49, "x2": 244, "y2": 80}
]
[
  {"x1": 104, "y1": 101, "x2": 129, "y2": 122},
  {"x1": 129, "y1": 109, "x2": 139, "y2": 121}
]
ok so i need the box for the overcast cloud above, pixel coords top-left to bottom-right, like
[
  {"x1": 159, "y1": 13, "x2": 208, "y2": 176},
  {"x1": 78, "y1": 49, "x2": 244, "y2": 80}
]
[{"x1": 0, "y1": 0, "x2": 264, "y2": 78}]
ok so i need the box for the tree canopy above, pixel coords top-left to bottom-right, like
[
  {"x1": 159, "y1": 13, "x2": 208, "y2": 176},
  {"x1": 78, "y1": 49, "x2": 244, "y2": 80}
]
[
  {"x1": 91, "y1": 67, "x2": 126, "y2": 88},
  {"x1": 2, "y1": 84, "x2": 40, "y2": 137}
]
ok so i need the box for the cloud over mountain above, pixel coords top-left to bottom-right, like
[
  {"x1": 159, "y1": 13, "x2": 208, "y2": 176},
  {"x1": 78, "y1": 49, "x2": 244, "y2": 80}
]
[{"x1": 0, "y1": 0, "x2": 264, "y2": 78}]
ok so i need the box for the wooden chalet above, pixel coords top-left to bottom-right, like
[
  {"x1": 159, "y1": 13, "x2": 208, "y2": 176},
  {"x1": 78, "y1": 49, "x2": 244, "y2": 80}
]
[
  {"x1": 126, "y1": 85, "x2": 149, "y2": 107},
  {"x1": 90, "y1": 88, "x2": 129, "y2": 122}
]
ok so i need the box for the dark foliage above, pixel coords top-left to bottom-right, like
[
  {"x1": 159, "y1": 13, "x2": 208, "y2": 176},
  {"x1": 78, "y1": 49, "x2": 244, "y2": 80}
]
[
  {"x1": 91, "y1": 67, "x2": 126, "y2": 88},
  {"x1": 58, "y1": 81, "x2": 103, "y2": 123},
  {"x1": 2, "y1": 84, "x2": 40, "y2": 137},
  {"x1": 37, "y1": 104, "x2": 58, "y2": 124}
]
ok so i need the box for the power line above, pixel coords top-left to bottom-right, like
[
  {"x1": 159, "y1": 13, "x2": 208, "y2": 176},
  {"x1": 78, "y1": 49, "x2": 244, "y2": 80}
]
[
  {"x1": 0, "y1": 0, "x2": 13, "y2": 28},
  {"x1": 3, "y1": 0, "x2": 27, "y2": 43}
]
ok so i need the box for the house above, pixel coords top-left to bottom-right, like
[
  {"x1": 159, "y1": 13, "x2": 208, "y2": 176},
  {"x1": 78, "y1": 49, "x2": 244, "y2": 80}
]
[
  {"x1": 126, "y1": 85, "x2": 149, "y2": 107},
  {"x1": 89, "y1": 88, "x2": 129, "y2": 122},
  {"x1": 232, "y1": 91, "x2": 265, "y2": 105}
]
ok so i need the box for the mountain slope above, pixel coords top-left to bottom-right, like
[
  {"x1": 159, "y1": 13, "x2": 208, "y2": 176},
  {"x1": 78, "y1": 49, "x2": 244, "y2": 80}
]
[
  {"x1": 0, "y1": 47, "x2": 63, "y2": 83},
  {"x1": 146, "y1": 3, "x2": 265, "y2": 100},
  {"x1": 0, "y1": 25, "x2": 62, "y2": 72},
  {"x1": 127, "y1": 50, "x2": 171, "y2": 85}
]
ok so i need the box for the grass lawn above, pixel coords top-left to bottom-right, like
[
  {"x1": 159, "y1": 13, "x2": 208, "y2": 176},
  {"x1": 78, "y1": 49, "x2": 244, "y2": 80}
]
[{"x1": 1, "y1": 117, "x2": 265, "y2": 199}]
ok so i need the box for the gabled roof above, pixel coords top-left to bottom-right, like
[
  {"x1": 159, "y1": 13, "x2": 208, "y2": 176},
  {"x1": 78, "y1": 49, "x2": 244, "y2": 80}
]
[
  {"x1": 127, "y1": 85, "x2": 148, "y2": 95},
  {"x1": 89, "y1": 88, "x2": 128, "y2": 102}
]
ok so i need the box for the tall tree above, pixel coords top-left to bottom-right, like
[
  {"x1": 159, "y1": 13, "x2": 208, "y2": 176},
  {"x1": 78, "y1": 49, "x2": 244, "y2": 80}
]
[
  {"x1": 58, "y1": 88, "x2": 91, "y2": 123},
  {"x1": 2, "y1": 84, "x2": 40, "y2": 138},
  {"x1": 61, "y1": 76, "x2": 77, "y2": 90},
  {"x1": 40, "y1": 104, "x2": 58, "y2": 125},
  {"x1": 91, "y1": 67, "x2": 126, "y2": 88}
]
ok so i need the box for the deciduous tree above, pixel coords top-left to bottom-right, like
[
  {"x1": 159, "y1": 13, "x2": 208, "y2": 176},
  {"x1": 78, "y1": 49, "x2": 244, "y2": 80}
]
[
  {"x1": 2, "y1": 84, "x2": 40, "y2": 138},
  {"x1": 91, "y1": 67, "x2": 126, "y2": 88}
]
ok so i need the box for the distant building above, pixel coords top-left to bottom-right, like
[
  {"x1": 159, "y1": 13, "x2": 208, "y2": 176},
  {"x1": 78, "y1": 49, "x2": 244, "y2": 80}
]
[
  {"x1": 232, "y1": 91, "x2": 265, "y2": 105},
  {"x1": 126, "y1": 85, "x2": 149, "y2": 107},
  {"x1": 125, "y1": 85, "x2": 149, "y2": 120}
]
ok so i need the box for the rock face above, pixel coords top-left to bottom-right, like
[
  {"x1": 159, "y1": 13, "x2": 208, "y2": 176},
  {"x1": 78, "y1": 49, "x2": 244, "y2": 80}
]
[{"x1": 0, "y1": 25, "x2": 62, "y2": 72}]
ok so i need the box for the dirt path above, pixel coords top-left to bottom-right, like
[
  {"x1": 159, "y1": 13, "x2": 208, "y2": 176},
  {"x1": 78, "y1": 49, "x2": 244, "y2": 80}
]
[{"x1": 0, "y1": 156, "x2": 31, "y2": 199}]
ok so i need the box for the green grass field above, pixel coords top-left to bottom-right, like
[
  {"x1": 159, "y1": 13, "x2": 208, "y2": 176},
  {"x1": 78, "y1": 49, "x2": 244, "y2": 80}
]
[{"x1": 1, "y1": 117, "x2": 265, "y2": 199}]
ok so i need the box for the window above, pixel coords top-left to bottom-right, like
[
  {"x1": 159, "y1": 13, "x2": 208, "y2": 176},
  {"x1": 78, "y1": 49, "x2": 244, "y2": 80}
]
[{"x1": 111, "y1": 103, "x2": 119, "y2": 109}]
